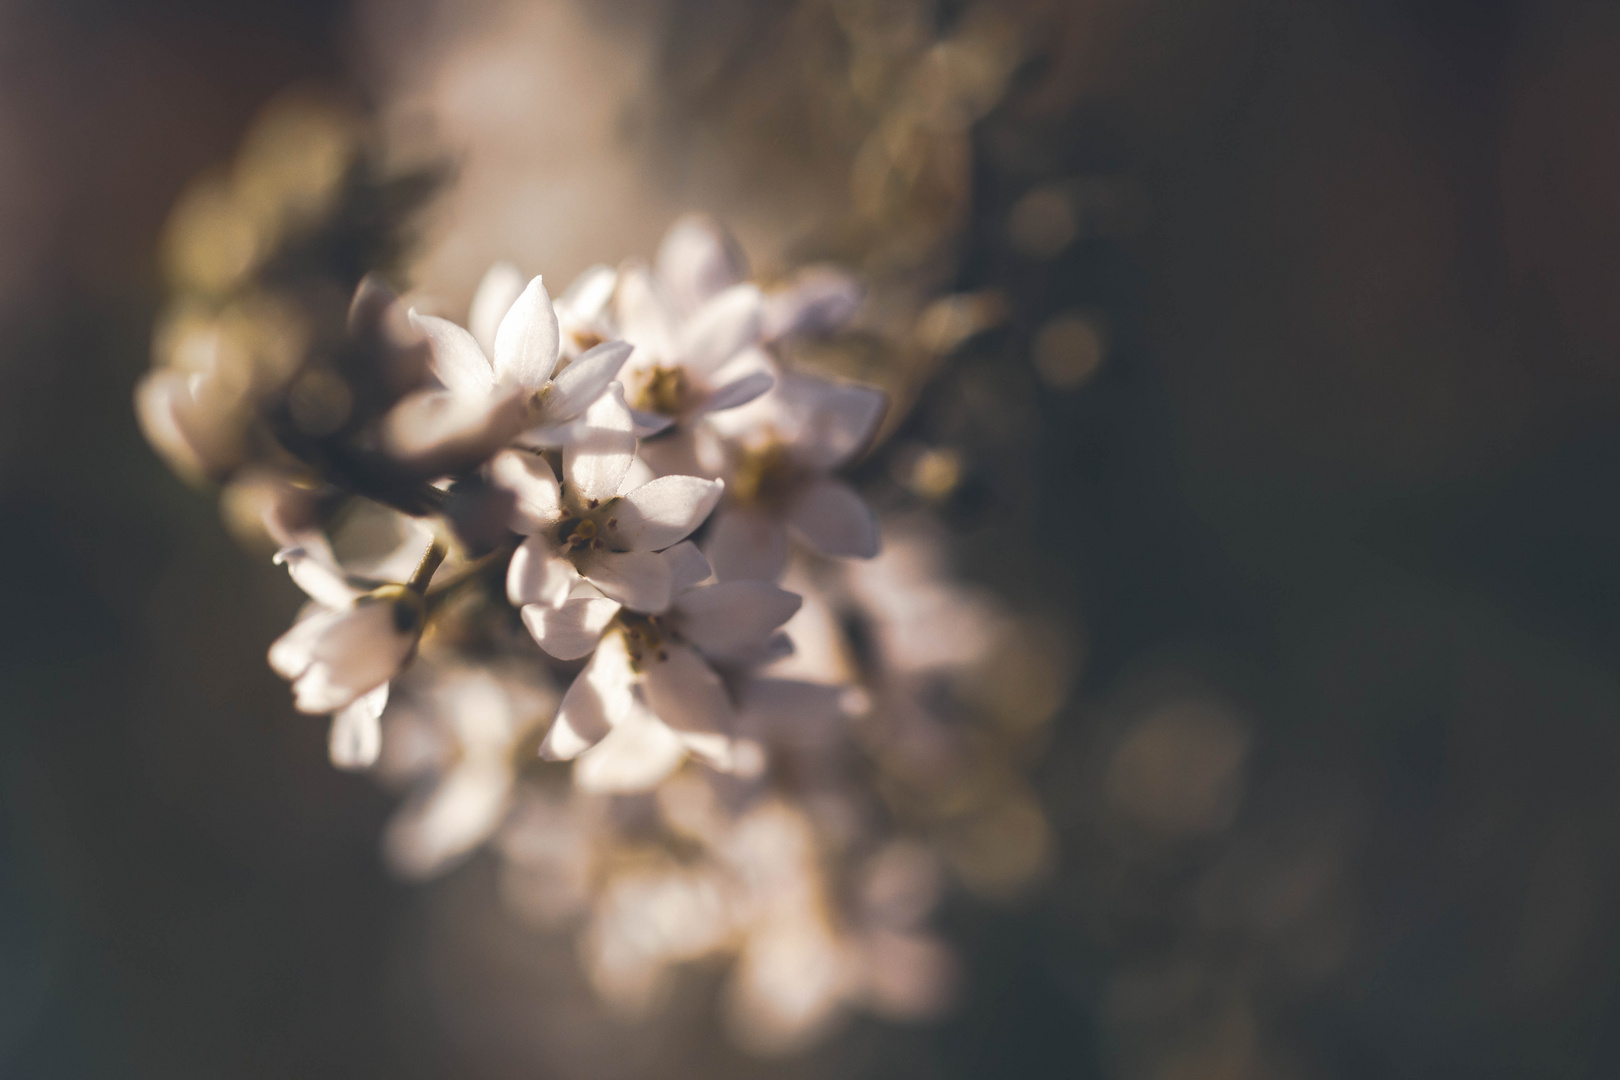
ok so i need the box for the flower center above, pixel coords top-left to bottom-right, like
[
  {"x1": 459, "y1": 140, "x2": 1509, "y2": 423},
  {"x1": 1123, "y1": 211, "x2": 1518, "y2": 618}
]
[
  {"x1": 616, "y1": 612, "x2": 682, "y2": 669},
  {"x1": 730, "y1": 440, "x2": 795, "y2": 506},
  {"x1": 631, "y1": 365, "x2": 689, "y2": 417}
]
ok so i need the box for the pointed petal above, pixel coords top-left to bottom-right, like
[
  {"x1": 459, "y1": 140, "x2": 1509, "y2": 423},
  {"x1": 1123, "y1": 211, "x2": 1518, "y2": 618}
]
[
  {"x1": 563, "y1": 382, "x2": 635, "y2": 504},
  {"x1": 664, "y1": 540, "x2": 713, "y2": 594},
  {"x1": 410, "y1": 311, "x2": 493, "y2": 397},
  {"x1": 559, "y1": 264, "x2": 618, "y2": 323},
  {"x1": 696, "y1": 370, "x2": 774, "y2": 414},
  {"x1": 380, "y1": 385, "x2": 528, "y2": 476},
  {"x1": 507, "y1": 534, "x2": 580, "y2": 607},
  {"x1": 790, "y1": 377, "x2": 887, "y2": 470},
  {"x1": 490, "y1": 449, "x2": 564, "y2": 535},
  {"x1": 656, "y1": 213, "x2": 747, "y2": 316},
  {"x1": 677, "y1": 283, "x2": 763, "y2": 376},
  {"x1": 521, "y1": 596, "x2": 621, "y2": 661},
  {"x1": 676, "y1": 581, "x2": 802, "y2": 663},
  {"x1": 641, "y1": 643, "x2": 733, "y2": 738},
  {"x1": 268, "y1": 607, "x2": 337, "y2": 680},
  {"x1": 289, "y1": 601, "x2": 414, "y2": 714},
  {"x1": 537, "y1": 340, "x2": 631, "y2": 424},
  {"x1": 469, "y1": 261, "x2": 526, "y2": 355},
  {"x1": 493, "y1": 276, "x2": 561, "y2": 390},
  {"x1": 762, "y1": 266, "x2": 864, "y2": 339},
  {"x1": 612, "y1": 475, "x2": 724, "y2": 551},
  {"x1": 614, "y1": 262, "x2": 677, "y2": 359},
  {"x1": 704, "y1": 506, "x2": 789, "y2": 582},
  {"x1": 581, "y1": 549, "x2": 672, "y2": 613},
  {"x1": 573, "y1": 698, "x2": 688, "y2": 793},
  {"x1": 541, "y1": 636, "x2": 634, "y2": 760},
  {"x1": 630, "y1": 408, "x2": 676, "y2": 439},
  {"x1": 787, "y1": 480, "x2": 880, "y2": 558},
  {"x1": 274, "y1": 545, "x2": 365, "y2": 608},
  {"x1": 330, "y1": 683, "x2": 388, "y2": 769}
]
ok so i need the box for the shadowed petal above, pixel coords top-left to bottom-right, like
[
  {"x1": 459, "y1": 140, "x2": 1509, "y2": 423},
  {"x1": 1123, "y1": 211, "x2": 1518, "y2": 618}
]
[
  {"x1": 704, "y1": 506, "x2": 789, "y2": 582},
  {"x1": 676, "y1": 581, "x2": 802, "y2": 663},
  {"x1": 522, "y1": 596, "x2": 621, "y2": 661},
  {"x1": 615, "y1": 262, "x2": 677, "y2": 359},
  {"x1": 563, "y1": 383, "x2": 635, "y2": 504},
  {"x1": 490, "y1": 449, "x2": 564, "y2": 535},
  {"x1": 788, "y1": 377, "x2": 887, "y2": 471},
  {"x1": 541, "y1": 636, "x2": 634, "y2": 760},
  {"x1": 787, "y1": 479, "x2": 880, "y2": 558},
  {"x1": 537, "y1": 340, "x2": 631, "y2": 425},
  {"x1": 696, "y1": 370, "x2": 774, "y2": 414},
  {"x1": 581, "y1": 549, "x2": 672, "y2": 613},
  {"x1": 612, "y1": 475, "x2": 723, "y2": 551},
  {"x1": 381, "y1": 385, "x2": 528, "y2": 476},
  {"x1": 384, "y1": 760, "x2": 513, "y2": 880},
  {"x1": 275, "y1": 545, "x2": 366, "y2": 609},
  {"x1": 410, "y1": 311, "x2": 493, "y2": 397},
  {"x1": 641, "y1": 643, "x2": 734, "y2": 739},
  {"x1": 507, "y1": 534, "x2": 580, "y2": 607},
  {"x1": 762, "y1": 266, "x2": 864, "y2": 339},
  {"x1": 493, "y1": 276, "x2": 561, "y2": 390},
  {"x1": 664, "y1": 540, "x2": 713, "y2": 594},
  {"x1": 573, "y1": 696, "x2": 688, "y2": 793}
]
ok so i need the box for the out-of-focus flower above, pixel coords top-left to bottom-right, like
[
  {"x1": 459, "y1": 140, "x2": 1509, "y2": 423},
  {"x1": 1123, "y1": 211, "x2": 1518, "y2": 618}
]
[
  {"x1": 267, "y1": 534, "x2": 440, "y2": 768},
  {"x1": 704, "y1": 372, "x2": 887, "y2": 581}
]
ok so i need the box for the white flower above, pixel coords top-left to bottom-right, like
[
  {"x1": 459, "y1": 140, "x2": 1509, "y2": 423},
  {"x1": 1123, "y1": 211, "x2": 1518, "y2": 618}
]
[
  {"x1": 472, "y1": 260, "x2": 620, "y2": 363},
  {"x1": 522, "y1": 543, "x2": 791, "y2": 792},
  {"x1": 612, "y1": 217, "x2": 776, "y2": 462},
  {"x1": 382, "y1": 274, "x2": 631, "y2": 472},
  {"x1": 266, "y1": 539, "x2": 429, "y2": 768},
  {"x1": 703, "y1": 371, "x2": 887, "y2": 581},
  {"x1": 494, "y1": 385, "x2": 724, "y2": 614},
  {"x1": 376, "y1": 664, "x2": 554, "y2": 880}
]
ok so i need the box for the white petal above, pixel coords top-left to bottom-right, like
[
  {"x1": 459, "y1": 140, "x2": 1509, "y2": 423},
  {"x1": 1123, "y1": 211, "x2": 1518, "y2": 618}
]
[
  {"x1": 696, "y1": 370, "x2": 774, "y2": 414},
  {"x1": 384, "y1": 761, "x2": 512, "y2": 879},
  {"x1": 506, "y1": 534, "x2": 580, "y2": 607},
  {"x1": 581, "y1": 550, "x2": 672, "y2": 613},
  {"x1": 618, "y1": 454, "x2": 655, "y2": 496},
  {"x1": 656, "y1": 213, "x2": 747, "y2": 316},
  {"x1": 676, "y1": 581, "x2": 802, "y2": 663},
  {"x1": 380, "y1": 386, "x2": 527, "y2": 475},
  {"x1": 563, "y1": 382, "x2": 635, "y2": 504},
  {"x1": 469, "y1": 261, "x2": 525, "y2": 356},
  {"x1": 521, "y1": 596, "x2": 621, "y2": 661},
  {"x1": 268, "y1": 607, "x2": 336, "y2": 680},
  {"x1": 612, "y1": 475, "x2": 724, "y2": 551},
  {"x1": 762, "y1": 266, "x2": 864, "y2": 339},
  {"x1": 677, "y1": 283, "x2": 763, "y2": 376},
  {"x1": 330, "y1": 683, "x2": 388, "y2": 769},
  {"x1": 615, "y1": 262, "x2": 678, "y2": 359},
  {"x1": 537, "y1": 340, "x2": 631, "y2": 424},
  {"x1": 664, "y1": 540, "x2": 713, "y2": 594},
  {"x1": 640, "y1": 643, "x2": 734, "y2": 739},
  {"x1": 409, "y1": 311, "x2": 493, "y2": 398},
  {"x1": 788, "y1": 377, "x2": 887, "y2": 471},
  {"x1": 559, "y1": 263, "x2": 619, "y2": 323},
  {"x1": 787, "y1": 480, "x2": 879, "y2": 558},
  {"x1": 489, "y1": 449, "x2": 563, "y2": 535},
  {"x1": 541, "y1": 636, "x2": 634, "y2": 760},
  {"x1": 290, "y1": 601, "x2": 415, "y2": 714},
  {"x1": 573, "y1": 697, "x2": 688, "y2": 793},
  {"x1": 274, "y1": 545, "x2": 365, "y2": 608},
  {"x1": 703, "y1": 506, "x2": 789, "y2": 582},
  {"x1": 630, "y1": 408, "x2": 676, "y2": 439},
  {"x1": 493, "y1": 276, "x2": 561, "y2": 390}
]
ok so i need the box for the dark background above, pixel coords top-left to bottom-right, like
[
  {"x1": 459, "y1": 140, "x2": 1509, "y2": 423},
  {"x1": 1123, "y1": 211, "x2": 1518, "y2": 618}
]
[{"x1": 6, "y1": 0, "x2": 1620, "y2": 1076}]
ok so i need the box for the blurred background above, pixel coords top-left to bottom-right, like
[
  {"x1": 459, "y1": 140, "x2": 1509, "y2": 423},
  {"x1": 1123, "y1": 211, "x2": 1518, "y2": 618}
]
[{"x1": 7, "y1": 0, "x2": 1620, "y2": 1076}]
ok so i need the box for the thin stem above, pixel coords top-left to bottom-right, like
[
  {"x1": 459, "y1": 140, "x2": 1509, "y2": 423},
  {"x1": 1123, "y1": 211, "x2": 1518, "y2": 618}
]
[
  {"x1": 407, "y1": 539, "x2": 448, "y2": 593},
  {"x1": 423, "y1": 546, "x2": 509, "y2": 601}
]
